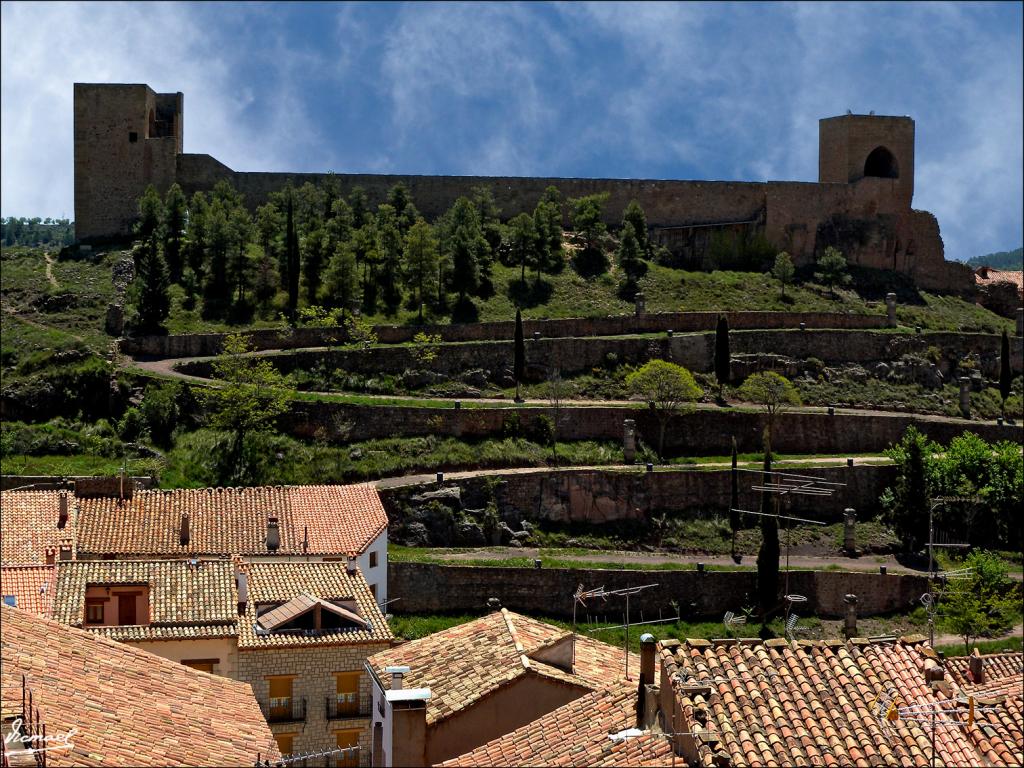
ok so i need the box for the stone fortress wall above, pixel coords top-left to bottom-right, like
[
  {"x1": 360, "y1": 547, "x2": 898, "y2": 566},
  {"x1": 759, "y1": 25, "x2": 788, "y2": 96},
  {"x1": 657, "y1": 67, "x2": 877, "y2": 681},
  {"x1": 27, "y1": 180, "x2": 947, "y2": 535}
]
[{"x1": 74, "y1": 83, "x2": 973, "y2": 293}]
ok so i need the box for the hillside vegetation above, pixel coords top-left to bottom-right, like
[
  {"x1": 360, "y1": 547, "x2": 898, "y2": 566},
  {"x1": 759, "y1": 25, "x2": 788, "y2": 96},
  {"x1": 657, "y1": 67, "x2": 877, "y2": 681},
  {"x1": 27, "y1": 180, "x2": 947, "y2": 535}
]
[{"x1": 965, "y1": 246, "x2": 1022, "y2": 271}]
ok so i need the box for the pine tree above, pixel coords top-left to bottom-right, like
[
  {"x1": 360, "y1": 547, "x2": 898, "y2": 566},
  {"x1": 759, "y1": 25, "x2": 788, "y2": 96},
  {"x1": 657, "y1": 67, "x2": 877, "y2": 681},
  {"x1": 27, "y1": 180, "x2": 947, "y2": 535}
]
[
  {"x1": 814, "y1": 246, "x2": 851, "y2": 298},
  {"x1": 509, "y1": 213, "x2": 537, "y2": 285},
  {"x1": 622, "y1": 199, "x2": 649, "y2": 255},
  {"x1": 617, "y1": 221, "x2": 643, "y2": 285},
  {"x1": 403, "y1": 219, "x2": 439, "y2": 323},
  {"x1": 514, "y1": 309, "x2": 526, "y2": 403},
  {"x1": 285, "y1": 192, "x2": 300, "y2": 322},
  {"x1": 376, "y1": 204, "x2": 404, "y2": 315},
  {"x1": 132, "y1": 240, "x2": 170, "y2": 333},
  {"x1": 714, "y1": 315, "x2": 731, "y2": 402},
  {"x1": 203, "y1": 200, "x2": 231, "y2": 309},
  {"x1": 999, "y1": 330, "x2": 1012, "y2": 420},
  {"x1": 321, "y1": 242, "x2": 358, "y2": 322},
  {"x1": 162, "y1": 183, "x2": 187, "y2": 283},
  {"x1": 772, "y1": 251, "x2": 795, "y2": 299},
  {"x1": 185, "y1": 192, "x2": 209, "y2": 280}
]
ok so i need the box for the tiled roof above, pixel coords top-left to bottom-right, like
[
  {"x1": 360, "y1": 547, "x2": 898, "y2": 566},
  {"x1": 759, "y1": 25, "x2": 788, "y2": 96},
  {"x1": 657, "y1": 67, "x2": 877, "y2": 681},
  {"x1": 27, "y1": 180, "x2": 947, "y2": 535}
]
[
  {"x1": 0, "y1": 565, "x2": 55, "y2": 617},
  {"x1": 975, "y1": 267, "x2": 1024, "y2": 295},
  {"x1": 945, "y1": 651, "x2": 1024, "y2": 766},
  {"x1": 51, "y1": 559, "x2": 238, "y2": 641},
  {"x1": 76, "y1": 483, "x2": 387, "y2": 557},
  {"x1": 439, "y1": 682, "x2": 673, "y2": 767},
  {"x1": 659, "y1": 636, "x2": 1024, "y2": 768},
  {"x1": 367, "y1": 609, "x2": 637, "y2": 726},
  {"x1": 239, "y1": 560, "x2": 392, "y2": 649},
  {"x1": 0, "y1": 490, "x2": 74, "y2": 564},
  {"x1": 0, "y1": 604, "x2": 280, "y2": 767}
]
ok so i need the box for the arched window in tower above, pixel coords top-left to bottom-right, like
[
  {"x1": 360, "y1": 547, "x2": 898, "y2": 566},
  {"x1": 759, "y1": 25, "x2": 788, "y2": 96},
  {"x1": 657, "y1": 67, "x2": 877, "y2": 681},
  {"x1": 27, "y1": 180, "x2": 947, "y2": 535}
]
[
  {"x1": 147, "y1": 109, "x2": 156, "y2": 139},
  {"x1": 864, "y1": 146, "x2": 899, "y2": 179}
]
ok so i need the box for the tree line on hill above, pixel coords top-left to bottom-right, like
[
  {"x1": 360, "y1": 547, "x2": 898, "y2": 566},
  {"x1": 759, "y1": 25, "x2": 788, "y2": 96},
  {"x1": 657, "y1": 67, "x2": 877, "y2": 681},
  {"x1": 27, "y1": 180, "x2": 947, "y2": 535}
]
[
  {"x1": 2, "y1": 217, "x2": 75, "y2": 247},
  {"x1": 126, "y1": 178, "x2": 664, "y2": 333}
]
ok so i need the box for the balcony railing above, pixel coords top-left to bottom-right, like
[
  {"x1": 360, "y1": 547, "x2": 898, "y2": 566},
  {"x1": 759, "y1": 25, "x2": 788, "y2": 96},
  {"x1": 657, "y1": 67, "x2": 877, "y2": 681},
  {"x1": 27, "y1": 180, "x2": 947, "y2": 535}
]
[
  {"x1": 326, "y1": 693, "x2": 370, "y2": 719},
  {"x1": 260, "y1": 696, "x2": 306, "y2": 724}
]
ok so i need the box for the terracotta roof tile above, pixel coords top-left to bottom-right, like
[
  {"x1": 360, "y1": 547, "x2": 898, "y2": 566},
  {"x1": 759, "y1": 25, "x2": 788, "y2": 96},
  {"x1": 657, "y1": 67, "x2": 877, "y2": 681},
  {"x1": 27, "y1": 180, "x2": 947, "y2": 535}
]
[
  {"x1": 0, "y1": 490, "x2": 75, "y2": 564},
  {"x1": 659, "y1": 637, "x2": 1024, "y2": 768},
  {"x1": 0, "y1": 565, "x2": 55, "y2": 616},
  {"x1": 50, "y1": 559, "x2": 238, "y2": 641},
  {"x1": 368, "y1": 609, "x2": 637, "y2": 726},
  {"x1": 239, "y1": 560, "x2": 392, "y2": 649},
  {"x1": 76, "y1": 483, "x2": 386, "y2": 557},
  {"x1": 0, "y1": 604, "x2": 280, "y2": 767},
  {"x1": 439, "y1": 682, "x2": 673, "y2": 767}
]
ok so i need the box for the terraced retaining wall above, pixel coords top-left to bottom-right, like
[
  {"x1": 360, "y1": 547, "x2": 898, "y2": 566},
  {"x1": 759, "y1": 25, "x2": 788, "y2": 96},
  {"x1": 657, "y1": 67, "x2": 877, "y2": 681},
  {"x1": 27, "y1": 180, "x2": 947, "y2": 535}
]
[
  {"x1": 378, "y1": 465, "x2": 896, "y2": 534},
  {"x1": 283, "y1": 400, "x2": 1022, "y2": 454},
  {"x1": 177, "y1": 330, "x2": 1022, "y2": 382},
  {"x1": 388, "y1": 562, "x2": 929, "y2": 619},
  {"x1": 119, "y1": 311, "x2": 888, "y2": 358}
]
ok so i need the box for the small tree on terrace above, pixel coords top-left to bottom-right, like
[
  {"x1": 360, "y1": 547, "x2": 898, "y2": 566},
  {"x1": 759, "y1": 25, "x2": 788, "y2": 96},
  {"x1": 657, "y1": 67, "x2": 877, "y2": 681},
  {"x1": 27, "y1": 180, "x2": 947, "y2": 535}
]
[
  {"x1": 513, "y1": 309, "x2": 526, "y2": 403},
  {"x1": 714, "y1": 315, "x2": 731, "y2": 402},
  {"x1": 941, "y1": 550, "x2": 1019, "y2": 654},
  {"x1": 730, "y1": 437, "x2": 741, "y2": 561},
  {"x1": 622, "y1": 199, "x2": 649, "y2": 256},
  {"x1": 617, "y1": 222, "x2": 645, "y2": 287},
  {"x1": 738, "y1": 371, "x2": 800, "y2": 447},
  {"x1": 509, "y1": 213, "x2": 537, "y2": 285},
  {"x1": 202, "y1": 333, "x2": 293, "y2": 480},
  {"x1": 879, "y1": 426, "x2": 935, "y2": 553},
  {"x1": 626, "y1": 360, "x2": 702, "y2": 460},
  {"x1": 814, "y1": 246, "x2": 851, "y2": 298},
  {"x1": 772, "y1": 251, "x2": 795, "y2": 300}
]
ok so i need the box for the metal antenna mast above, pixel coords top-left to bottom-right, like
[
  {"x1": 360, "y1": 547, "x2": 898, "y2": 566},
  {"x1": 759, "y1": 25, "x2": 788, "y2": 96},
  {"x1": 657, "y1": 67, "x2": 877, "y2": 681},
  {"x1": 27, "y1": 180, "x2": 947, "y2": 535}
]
[
  {"x1": 574, "y1": 583, "x2": 658, "y2": 681},
  {"x1": 923, "y1": 496, "x2": 975, "y2": 646}
]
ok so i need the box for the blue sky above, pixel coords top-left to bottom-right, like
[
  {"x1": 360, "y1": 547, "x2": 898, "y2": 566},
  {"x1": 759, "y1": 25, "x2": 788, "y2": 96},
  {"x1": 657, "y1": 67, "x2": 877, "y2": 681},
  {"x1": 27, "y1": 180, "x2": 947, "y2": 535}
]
[{"x1": 2, "y1": 1, "x2": 1021, "y2": 261}]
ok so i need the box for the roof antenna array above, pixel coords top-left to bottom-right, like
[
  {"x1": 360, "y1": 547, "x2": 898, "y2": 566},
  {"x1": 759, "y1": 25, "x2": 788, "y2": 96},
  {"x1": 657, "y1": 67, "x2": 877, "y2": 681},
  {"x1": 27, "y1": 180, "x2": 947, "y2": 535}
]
[
  {"x1": 922, "y1": 496, "x2": 976, "y2": 646},
  {"x1": 573, "y1": 583, "x2": 661, "y2": 681}
]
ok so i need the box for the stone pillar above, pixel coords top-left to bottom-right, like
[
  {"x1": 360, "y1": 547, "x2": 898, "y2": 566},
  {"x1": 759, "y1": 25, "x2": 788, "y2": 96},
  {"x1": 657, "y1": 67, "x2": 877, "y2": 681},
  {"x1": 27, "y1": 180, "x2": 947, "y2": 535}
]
[
  {"x1": 634, "y1": 292, "x2": 646, "y2": 317},
  {"x1": 623, "y1": 419, "x2": 637, "y2": 464},
  {"x1": 885, "y1": 293, "x2": 897, "y2": 327},
  {"x1": 843, "y1": 594, "x2": 858, "y2": 639},
  {"x1": 1017, "y1": 307, "x2": 1023, "y2": 337},
  {"x1": 843, "y1": 508, "x2": 856, "y2": 556},
  {"x1": 959, "y1": 377, "x2": 971, "y2": 419}
]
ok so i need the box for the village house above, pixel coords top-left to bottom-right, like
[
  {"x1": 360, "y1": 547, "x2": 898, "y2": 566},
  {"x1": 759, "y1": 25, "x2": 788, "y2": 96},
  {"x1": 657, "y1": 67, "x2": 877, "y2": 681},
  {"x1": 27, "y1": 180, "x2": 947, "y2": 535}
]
[
  {"x1": 365, "y1": 608, "x2": 644, "y2": 767},
  {"x1": 0, "y1": 563, "x2": 55, "y2": 616},
  {"x1": 0, "y1": 603, "x2": 280, "y2": 767}
]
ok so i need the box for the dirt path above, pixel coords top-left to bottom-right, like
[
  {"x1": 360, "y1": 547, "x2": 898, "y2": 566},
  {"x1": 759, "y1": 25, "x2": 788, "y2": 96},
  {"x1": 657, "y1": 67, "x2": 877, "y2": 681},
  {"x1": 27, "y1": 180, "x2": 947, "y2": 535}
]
[
  {"x1": 44, "y1": 252, "x2": 59, "y2": 289},
  {"x1": 932, "y1": 622, "x2": 1024, "y2": 648}
]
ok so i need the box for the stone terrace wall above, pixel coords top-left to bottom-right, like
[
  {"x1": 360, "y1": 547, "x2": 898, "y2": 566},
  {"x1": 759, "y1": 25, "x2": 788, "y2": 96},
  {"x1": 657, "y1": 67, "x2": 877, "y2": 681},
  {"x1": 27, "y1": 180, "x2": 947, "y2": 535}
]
[
  {"x1": 283, "y1": 401, "x2": 1021, "y2": 455},
  {"x1": 389, "y1": 562, "x2": 928, "y2": 620},
  {"x1": 379, "y1": 465, "x2": 896, "y2": 528},
  {"x1": 177, "y1": 330, "x2": 1020, "y2": 382},
  {"x1": 118, "y1": 311, "x2": 888, "y2": 358}
]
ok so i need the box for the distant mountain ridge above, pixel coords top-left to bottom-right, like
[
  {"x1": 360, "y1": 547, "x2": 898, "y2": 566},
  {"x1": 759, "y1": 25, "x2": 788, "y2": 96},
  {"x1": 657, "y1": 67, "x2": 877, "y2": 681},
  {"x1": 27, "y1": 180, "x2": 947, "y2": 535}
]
[{"x1": 965, "y1": 247, "x2": 1023, "y2": 270}]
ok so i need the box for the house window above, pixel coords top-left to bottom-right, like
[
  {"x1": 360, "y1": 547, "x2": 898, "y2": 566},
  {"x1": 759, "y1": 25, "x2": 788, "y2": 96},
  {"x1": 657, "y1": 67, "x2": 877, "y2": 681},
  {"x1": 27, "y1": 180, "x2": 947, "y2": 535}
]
[
  {"x1": 334, "y1": 672, "x2": 361, "y2": 717},
  {"x1": 128, "y1": 131, "x2": 138, "y2": 143},
  {"x1": 267, "y1": 675, "x2": 295, "y2": 720},
  {"x1": 2, "y1": 596, "x2": 16, "y2": 608},
  {"x1": 335, "y1": 730, "x2": 360, "y2": 768},
  {"x1": 182, "y1": 659, "x2": 218, "y2": 674},
  {"x1": 369, "y1": 551, "x2": 378, "y2": 568},
  {"x1": 369, "y1": 583, "x2": 377, "y2": 599},
  {"x1": 275, "y1": 733, "x2": 295, "y2": 756},
  {"x1": 86, "y1": 599, "x2": 105, "y2": 624}
]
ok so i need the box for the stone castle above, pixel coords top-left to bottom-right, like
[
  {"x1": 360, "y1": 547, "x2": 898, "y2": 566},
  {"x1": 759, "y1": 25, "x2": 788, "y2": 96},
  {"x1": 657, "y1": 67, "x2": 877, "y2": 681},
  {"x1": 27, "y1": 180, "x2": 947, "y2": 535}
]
[{"x1": 73, "y1": 83, "x2": 970, "y2": 292}]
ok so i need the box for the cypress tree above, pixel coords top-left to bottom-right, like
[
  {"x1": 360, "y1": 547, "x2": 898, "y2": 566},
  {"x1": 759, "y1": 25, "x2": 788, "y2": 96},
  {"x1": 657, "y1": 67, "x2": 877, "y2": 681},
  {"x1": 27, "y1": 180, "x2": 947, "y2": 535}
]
[
  {"x1": 730, "y1": 437, "x2": 740, "y2": 561},
  {"x1": 285, "y1": 192, "x2": 300, "y2": 322},
  {"x1": 133, "y1": 244, "x2": 170, "y2": 333},
  {"x1": 714, "y1": 314, "x2": 731, "y2": 402},
  {"x1": 514, "y1": 309, "x2": 525, "y2": 403},
  {"x1": 756, "y1": 438, "x2": 780, "y2": 622},
  {"x1": 999, "y1": 330, "x2": 1012, "y2": 420}
]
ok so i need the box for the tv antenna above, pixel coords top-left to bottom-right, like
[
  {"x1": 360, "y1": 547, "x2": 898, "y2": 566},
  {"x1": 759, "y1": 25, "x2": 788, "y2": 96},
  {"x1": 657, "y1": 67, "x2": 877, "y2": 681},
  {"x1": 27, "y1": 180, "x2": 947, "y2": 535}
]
[
  {"x1": 573, "y1": 583, "x2": 660, "y2": 681},
  {"x1": 923, "y1": 496, "x2": 976, "y2": 646}
]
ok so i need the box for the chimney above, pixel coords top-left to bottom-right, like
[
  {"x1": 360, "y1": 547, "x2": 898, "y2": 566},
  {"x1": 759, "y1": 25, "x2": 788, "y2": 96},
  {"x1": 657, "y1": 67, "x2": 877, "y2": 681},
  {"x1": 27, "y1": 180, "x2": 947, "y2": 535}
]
[
  {"x1": 386, "y1": 665, "x2": 410, "y2": 690},
  {"x1": 235, "y1": 567, "x2": 248, "y2": 616},
  {"x1": 346, "y1": 555, "x2": 357, "y2": 575},
  {"x1": 386, "y1": 686, "x2": 430, "y2": 768},
  {"x1": 179, "y1": 513, "x2": 190, "y2": 546},
  {"x1": 265, "y1": 516, "x2": 280, "y2": 552},
  {"x1": 637, "y1": 633, "x2": 658, "y2": 728},
  {"x1": 57, "y1": 492, "x2": 69, "y2": 529},
  {"x1": 968, "y1": 648, "x2": 984, "y2": 684},
  {"x1": 302, "y1": 525, "x2": 309, "y2": 554},
  {"x1": 640, "y1": 633, "x2": 656, "y2": 686}
]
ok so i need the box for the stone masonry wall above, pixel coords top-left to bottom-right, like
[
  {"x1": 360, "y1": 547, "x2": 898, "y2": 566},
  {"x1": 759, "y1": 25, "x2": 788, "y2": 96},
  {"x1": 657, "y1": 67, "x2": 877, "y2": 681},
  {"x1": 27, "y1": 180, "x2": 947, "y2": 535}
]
[
  {"x1": 237, "y1": 643, "x2": 388, "y2": 766},
  {"x1": 389, "y1": 562, "x2": 929, "y2": 620}
]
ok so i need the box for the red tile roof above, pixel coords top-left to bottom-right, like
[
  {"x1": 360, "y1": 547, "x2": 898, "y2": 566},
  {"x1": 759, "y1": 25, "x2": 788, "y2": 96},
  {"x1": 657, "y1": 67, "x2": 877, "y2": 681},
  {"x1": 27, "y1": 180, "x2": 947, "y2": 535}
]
[
  {"x1": 0, "y1": 604, "x2": 280, "y2": 767},
  {"x1": 439, "y1": 682, "x2": 673, "y2": 767},
  {"x1": 51, "y1": 559, "x2": 238, "y2": 641},
  {"x1": 975, "y1": 266, "x2": 1024, "y2": 296},
  {"x1": 368, "y1": 609, "x2": 637, "y2": 726},
  {"x1": 76, "y1": 483, "x2": 386, "y2": 557},
  {"x1": 0, "y1": 490, "x2": 74, "y2": 564},
  {"x1": 659, "y1": 636, "x2": 1024, "y2": 767},
  {"x1": 239, "y1": 560, "x2": 392, "y2": 649},
  {"x1": 0, "y1": 565, "x2": 55, "y2": 616}
]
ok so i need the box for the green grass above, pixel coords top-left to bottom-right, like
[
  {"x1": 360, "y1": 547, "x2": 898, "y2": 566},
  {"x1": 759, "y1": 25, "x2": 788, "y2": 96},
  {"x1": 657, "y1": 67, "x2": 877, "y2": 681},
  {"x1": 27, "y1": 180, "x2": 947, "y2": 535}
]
[
  {"x1": 0, "y1": 454, "x2": 161, "y2": 477},
  {"x1": 936, "y1": 636, "x2": 1023, "y2": 657}
]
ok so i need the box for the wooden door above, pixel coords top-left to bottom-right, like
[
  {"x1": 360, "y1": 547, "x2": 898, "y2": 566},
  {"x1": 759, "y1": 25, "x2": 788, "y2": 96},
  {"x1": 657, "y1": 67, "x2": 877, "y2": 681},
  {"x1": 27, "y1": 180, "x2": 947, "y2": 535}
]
[{"x1": 117, "y1": 594, "x2": 136, "y2": 625}]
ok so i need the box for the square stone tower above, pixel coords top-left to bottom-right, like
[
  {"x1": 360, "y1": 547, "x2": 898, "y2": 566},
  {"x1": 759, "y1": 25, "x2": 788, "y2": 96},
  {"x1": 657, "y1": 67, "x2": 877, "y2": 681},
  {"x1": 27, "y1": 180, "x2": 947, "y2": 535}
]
[
  {"x1": 74, "y1": 83, "x2": 183, "y2": 242},
  {"x1": 818, "y1": 114, "x2": 914, "y2": 208}
]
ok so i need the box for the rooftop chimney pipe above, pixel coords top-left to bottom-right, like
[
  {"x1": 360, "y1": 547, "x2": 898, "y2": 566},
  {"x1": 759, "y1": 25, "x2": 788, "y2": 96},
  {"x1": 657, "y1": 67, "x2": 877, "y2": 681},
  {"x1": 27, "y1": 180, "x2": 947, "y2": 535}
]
[
  {"x1": 57, "y1": 492, "x2": 69, "y2": 530},
  {"x1": 386, "y1": 665, "x2": 410, "y2": 690},
  {"x1": 179, "y1": 513, "x2": 190, "y2": 546},
  {"x1": 266, "y1": 516, "x2": 280, "y2": 552},
  {"x1": 346, "y1": 555, "x2": 357, "y2": 575}
]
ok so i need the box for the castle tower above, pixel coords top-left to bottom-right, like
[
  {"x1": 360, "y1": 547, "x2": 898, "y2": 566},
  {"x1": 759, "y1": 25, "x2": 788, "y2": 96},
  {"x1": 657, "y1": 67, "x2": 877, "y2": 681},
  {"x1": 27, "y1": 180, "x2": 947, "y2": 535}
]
[
  {"x1": 818, "y1": 113, "x2": 914, "y2": 208},
  {"x1": 74, "y1": 83, "x2": 183, "y2": 242}
]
